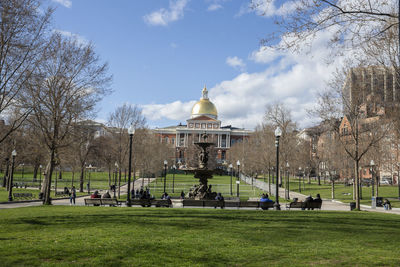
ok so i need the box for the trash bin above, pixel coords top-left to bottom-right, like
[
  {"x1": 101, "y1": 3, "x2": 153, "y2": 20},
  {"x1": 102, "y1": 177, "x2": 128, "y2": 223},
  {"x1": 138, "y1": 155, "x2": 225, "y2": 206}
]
[
  {"x1": 350, "y1": 202, "x2": 356, "y2": 211},
  {"x1": 371, "y1": 197, "x2": 376, "y2": 209}
]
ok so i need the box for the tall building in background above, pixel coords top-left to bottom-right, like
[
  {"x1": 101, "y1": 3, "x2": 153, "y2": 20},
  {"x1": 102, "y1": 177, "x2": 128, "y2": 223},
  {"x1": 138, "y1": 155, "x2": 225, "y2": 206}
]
[
  {"x1": 154, "y1": 86, "x2": 251, "y2": 165},
  {"x1": 343, "y1": 66, "x2": 400, "y2": 117}
]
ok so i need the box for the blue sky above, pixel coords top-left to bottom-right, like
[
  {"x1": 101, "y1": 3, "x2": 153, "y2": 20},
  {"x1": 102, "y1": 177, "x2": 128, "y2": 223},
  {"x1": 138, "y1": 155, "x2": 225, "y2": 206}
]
[{"x1": 48, "y1": 0, "x2": 342, "y2": 129}]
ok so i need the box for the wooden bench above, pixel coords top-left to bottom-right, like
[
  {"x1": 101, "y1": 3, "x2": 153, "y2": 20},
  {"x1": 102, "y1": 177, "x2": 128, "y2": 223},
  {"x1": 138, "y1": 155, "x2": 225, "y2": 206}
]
[
  {"x1": 13, "y1": 193, "x2": 35, "y2": 200},
  {"x1": 260, "y1": 201, "x2": 275, "y2": 210},
  {"x1": 182, "y1": 199, "x2": 204, "y2": 207},
  {"x1": 239, "y1": 201, "x2": 261, "y2": 209},
  {"x1": 129, "y1": 199, "x2": 171, "y2": 207},
  {"x1": 101, "y1": 198, "x2": 121, "y2": 206},
  {"x1": 204, "y1": 200, "x2": 224, "y2": 208},
  {"x1": 224, "y1": 201, "x2": 240, "y2": 208},
  {"x1": 286, "y1": 201, "x2": 322, "y2": 210},
  {"x1": 84, "y1": 198, "x2": 102, "y2": 206}
]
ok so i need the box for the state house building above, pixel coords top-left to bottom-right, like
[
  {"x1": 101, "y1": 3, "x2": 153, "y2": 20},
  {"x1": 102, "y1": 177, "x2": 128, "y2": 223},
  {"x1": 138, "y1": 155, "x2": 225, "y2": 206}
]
[{"x1": 154, "y1": 86, "x2": 251, "y2": 164}]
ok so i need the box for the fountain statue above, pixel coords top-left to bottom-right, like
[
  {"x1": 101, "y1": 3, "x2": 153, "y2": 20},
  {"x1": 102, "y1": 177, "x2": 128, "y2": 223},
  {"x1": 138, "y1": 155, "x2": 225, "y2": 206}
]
[{"x1": 186, "y1": 133, "x2": 217, "y2": 200}]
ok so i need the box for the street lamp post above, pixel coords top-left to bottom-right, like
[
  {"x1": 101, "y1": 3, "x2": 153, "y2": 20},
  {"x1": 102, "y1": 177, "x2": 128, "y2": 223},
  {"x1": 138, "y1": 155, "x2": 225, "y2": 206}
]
[
  {"x1": 8, "y1": 150, "x2": 17, "y2": 202},
  {"x1": 274, "y1": 126, "x2": 282, "y2": 210},
  {"x1": 87, "y1": 164, "x2": 92, "y2": 195},
  {"x1": 370, "y1": 160, "x2": 375, "y2": 197},
  {"x1": 39, "y1": 165, "x2": 42, "y2": 190},
  {"x1": 236, "y1": 160, "x2": 240, "y2": 197},
  {"x1": 172, "y1": 164, "x2": 176, "y2": 193},
  {"x1": 397, "y1": 163, "x2": 400, "y2": 200},
  {"x1": 286, "y1": 162, "x2": 290, "y2": 200},
  {"x1": 298, "y1": 167, "x2": 302, "y2": 193},
  {"x1": 229, "y1": 164, "x2": 233, "y2": 195},
  {"x1": 127, "y1": 124, "x2": 135, "y2": 207},
  {"x1": 2, "y1": 158, "x2": 9, "y2": 188},
  {"x1": 114, "y1": 162, "x2": 118, "y2": 198},
  {"x1": 163, "y1": 160, "x2": 168, "y2": 193},
  {"x1": 21, "y1": 163, "x2": 24, "y2": 180}
]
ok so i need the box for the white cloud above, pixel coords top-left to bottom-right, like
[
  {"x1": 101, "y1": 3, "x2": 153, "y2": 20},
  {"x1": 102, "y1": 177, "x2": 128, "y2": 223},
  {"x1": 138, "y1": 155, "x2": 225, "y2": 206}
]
[
  {"x1": 144, "y1": 0, "x2": 188, "y2": 26},
  {"x1": 208, "y1": 4, "x2": 222, "y2": 11},
  {"x1": 142, "y1": 28, "x2": 358, "y2": 130},
  {"x1": 142, "y1": 101, "x2": 196, "y2": 121},
  {"x1": 170, "y1": 42, "x2": 178, "y2": 48},
  {"x1": 51, "y1": 0, "x2": 72, "y2": 8},
  {"x1": 226, "y1": 56, "x2": 246, "y2": 72},
  {"x1": 53, "y1": 30, "x2": 89, "y2": 46}
]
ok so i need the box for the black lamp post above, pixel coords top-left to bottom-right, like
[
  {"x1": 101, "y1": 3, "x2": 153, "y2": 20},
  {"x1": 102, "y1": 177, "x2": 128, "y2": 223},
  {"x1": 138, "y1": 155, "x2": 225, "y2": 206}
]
[
  {"x1": 236, "y1": 160, "x2": 240, "y2": 197},
  {"x1": 127, "y1": 124, "x2": 135, "y2": 207},
  {"x1": 370, "y1": 160, "x2": 375, "y2": 197},
  {"x1": 274, "y1": 126, "x2": 282, "y2": 210},
  {"x1": 21, "y1": 163, "x2": 24, "y2": 180},
  {"x1": 172, "y1": 164, "x2": 176, "y2": 193},
  {"x1": 39, "y1": 165, "x2": 42, "y2": 190},
  {"x1": 2, "y1": 157, "x2": 9, "y2": 188},
  {"x1": 163, "y1": 160, "x2": 167, "y2": 193},
  {"x1": 229, "y1": 163, "x2": 233, "y2": 195},
  {"x1": 286, "y1": 162, "x2": 290, "y2": 200},
  {"x1": 8, "y1": 150, "x2": 17, "y2": 202},
  {"x1": 114, "y1": 162, "x2": 118, "y2": 198},
  {"x1": 397, "y1": 163, "x2": 400, "y2": 200},
  {"x1": 298, "y1": 167, "x2": 302, "y2": 193}
]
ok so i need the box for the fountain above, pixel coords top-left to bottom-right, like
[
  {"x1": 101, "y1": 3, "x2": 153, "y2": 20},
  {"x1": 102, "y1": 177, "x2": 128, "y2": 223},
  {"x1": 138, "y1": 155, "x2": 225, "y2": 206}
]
[{"x1": 186, "y1": 133, "x2": 217, "y2": 200}]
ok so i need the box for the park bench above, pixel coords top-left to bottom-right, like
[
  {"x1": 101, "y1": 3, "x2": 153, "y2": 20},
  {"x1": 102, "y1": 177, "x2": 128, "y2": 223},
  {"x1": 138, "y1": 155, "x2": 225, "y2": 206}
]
[
  {"x1": 182, "y1": 199, "x2": 204, "y2": 207},
  {"x1": 128, "y1": 199, "x2": 171, "y2": 207},
  {"x1": 286, "y1": 201, "x2": 322, "y2": 210},
  {"x1": 224, "y1": 201, "x2": 240, "y2": 208},
  {"x1": 84, "y1": 198, "x2": 102, "y2": 206},
  {"x1": 13, "y1": 193, "x2": 35, "y2": 200},
  {"x1": 203, "y1": 200, "x2": 224, "y2": 208},
  {"x1": 239, "y1": 201, "x2": 260, "y2": 209},
  {"x1": 260, "y1": 201, "x2": 275, "y2": 210},
  {"x1": 101, "y1": 198, "x2": 122, "y2": 206},
  {"x1": 182, "y1": 199, "x2": 223, "y2": 208}
]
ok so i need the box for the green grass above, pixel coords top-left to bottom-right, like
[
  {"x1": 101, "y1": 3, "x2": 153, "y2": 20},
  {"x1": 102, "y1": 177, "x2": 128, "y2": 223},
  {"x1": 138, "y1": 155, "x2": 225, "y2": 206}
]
[
  {"x1": 146, "y1": 174, "x2": 268, "y2": 200},
  {"x1": 0, "y1": 188, "x2": 86, "y2": 202},
  {"x1": 280, "y1": 176, "x2": 400, "y2": 207},
  {"x1": 0, "y1": 206, "x2": 399, "y2": 266}
]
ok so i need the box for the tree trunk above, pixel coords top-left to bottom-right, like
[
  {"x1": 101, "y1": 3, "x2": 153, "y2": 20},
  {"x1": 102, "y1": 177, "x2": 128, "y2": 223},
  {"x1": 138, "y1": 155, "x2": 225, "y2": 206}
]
[
  {"x1": 108, "y1": 167, "x2": 111, "y2": 187},
  {"x1": 317, "y1": 175, "x2": 321, "y2": 185},
  {"x1": 43, "y1": 150, "x2": 56, "y2": 205},
  {"x1": 331, "y1": 180, "x2": 335, "y2": 199},
  {"x1": 33, "y1": 164, "x2": 39, "y2": 181}
]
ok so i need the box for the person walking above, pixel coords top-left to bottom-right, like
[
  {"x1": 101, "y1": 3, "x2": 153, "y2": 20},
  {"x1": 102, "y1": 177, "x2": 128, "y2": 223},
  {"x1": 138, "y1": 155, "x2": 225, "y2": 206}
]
[{"x1": 70, "y1": 186, "x2": 76, "y2": 205}]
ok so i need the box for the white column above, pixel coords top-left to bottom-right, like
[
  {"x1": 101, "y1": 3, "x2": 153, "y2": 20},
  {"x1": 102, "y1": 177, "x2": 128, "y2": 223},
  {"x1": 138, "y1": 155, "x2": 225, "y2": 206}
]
[
  {"x1": 185, "y1": 133, "x2": 188, "y2": 147},
  {"x1": 176, "y1": 133, "x2": 179, "y2": 147},
  {"x1": 218, "y1": 134, "x2": 221, "y2": 148},
  {"x1": 227, "y1": 134, "x2": 230, "y2": 148}
]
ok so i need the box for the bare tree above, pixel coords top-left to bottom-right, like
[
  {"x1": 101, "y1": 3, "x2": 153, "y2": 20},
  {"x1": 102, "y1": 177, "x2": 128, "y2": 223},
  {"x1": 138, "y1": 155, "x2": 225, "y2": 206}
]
[
  {"x1": 108, "y1": 104, "x2": 146, "y2": 197},
  {"x1": 313, "y1": 65, "x2": 390, "y2": 209},
  {"x1": 21, "y1": 33, "x2": 111, "y2": 204},
  {"x1": 0, "y1": 0, "x2": 53, "y2": 144},
  {"x1": 252, "y1": 0, "x2": 398, "y2": 52}
]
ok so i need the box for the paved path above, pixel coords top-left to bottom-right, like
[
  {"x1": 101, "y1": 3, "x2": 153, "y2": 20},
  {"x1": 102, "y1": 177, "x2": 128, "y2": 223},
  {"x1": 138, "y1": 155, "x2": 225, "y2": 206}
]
[
  {"x1": 2, "y1": 176, "x2": 400, "y2": 215},
  {"x1": 0, "y1": 178, "x2": 154, "y2": 209},
  {"x1": 240, "y1": 174, "x2": 400, "y2": 214}
]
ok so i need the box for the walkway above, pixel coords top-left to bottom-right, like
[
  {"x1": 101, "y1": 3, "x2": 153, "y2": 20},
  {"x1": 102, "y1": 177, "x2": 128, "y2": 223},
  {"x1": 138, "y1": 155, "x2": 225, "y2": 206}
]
[
  {"x1": 0, "y1": 178, "x2": 154, "y2": 209},
  {"x1": 240, "y1": 173, "x2": 400, "y2": 214}
]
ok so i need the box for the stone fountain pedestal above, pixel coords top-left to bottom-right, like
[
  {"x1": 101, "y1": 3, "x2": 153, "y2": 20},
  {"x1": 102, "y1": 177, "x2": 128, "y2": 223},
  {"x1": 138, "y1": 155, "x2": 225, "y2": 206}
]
[{"x1": 184, "y1": 134, "x2": 217, "y2": 200}]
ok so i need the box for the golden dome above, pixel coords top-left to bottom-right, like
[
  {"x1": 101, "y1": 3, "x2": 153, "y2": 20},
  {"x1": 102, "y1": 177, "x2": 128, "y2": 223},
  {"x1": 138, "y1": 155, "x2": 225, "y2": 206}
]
[{"x1": 191, "y1": 86, "x2": 218, "y2": 119}]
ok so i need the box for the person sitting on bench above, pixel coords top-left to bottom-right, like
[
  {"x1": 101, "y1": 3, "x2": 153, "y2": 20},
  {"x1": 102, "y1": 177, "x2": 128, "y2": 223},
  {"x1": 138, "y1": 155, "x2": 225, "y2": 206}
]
[
  {"x1": 260, "y1": 194, "x2": 273, "y2": 210},
  {"x1": 302, "y1": 195, "x2": 313, "y2": 210}
]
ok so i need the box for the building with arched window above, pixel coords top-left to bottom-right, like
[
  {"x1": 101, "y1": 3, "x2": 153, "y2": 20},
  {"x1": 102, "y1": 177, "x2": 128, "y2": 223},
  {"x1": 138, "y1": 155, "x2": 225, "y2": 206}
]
[{"x1": 154, "y1": 86, "x2": 251, "y2": 165}]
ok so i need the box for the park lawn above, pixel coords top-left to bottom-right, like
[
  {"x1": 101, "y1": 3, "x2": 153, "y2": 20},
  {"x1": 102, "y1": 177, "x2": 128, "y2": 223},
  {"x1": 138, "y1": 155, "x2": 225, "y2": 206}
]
[
  {"x1": 282, "y1": 177, "x2": 400, "y2": 207},
  {"x1": 147, "y1": 174, "x2": 268, "y2": 201},
  {"x1": 0, "y1": 188, "x2": 87, "y2": 202},
  {"x1": 0, "y1": 206, "x2": 399, "y2": 266}
]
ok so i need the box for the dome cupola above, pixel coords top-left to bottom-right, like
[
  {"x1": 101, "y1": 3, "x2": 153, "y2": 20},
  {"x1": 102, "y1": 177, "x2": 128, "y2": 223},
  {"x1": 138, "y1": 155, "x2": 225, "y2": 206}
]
[{"x1": 191, "y1": 86, "x2": 218, "y2": 119}]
